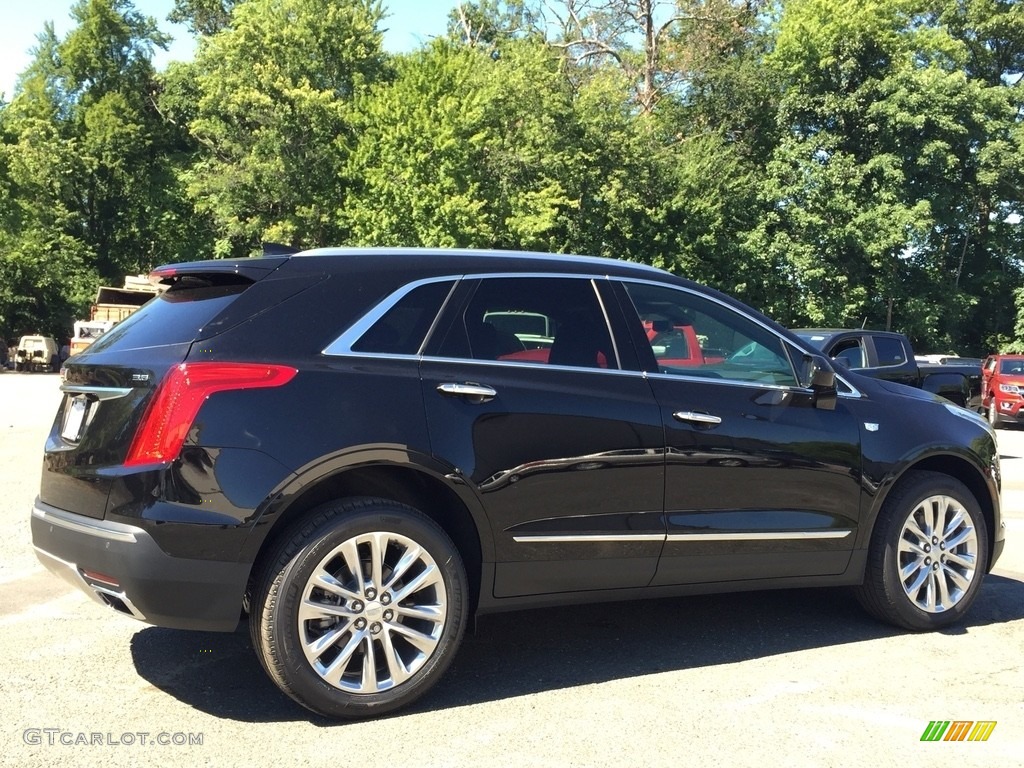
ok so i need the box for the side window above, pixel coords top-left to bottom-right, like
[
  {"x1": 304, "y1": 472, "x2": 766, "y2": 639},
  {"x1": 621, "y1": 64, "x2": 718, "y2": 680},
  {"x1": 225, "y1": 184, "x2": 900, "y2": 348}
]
[
  {"x1": 873, "y1": 337, "x2": 907, "y2": 367},
  {"x1": 621, "y1": 282, "x2": 797, "y2": 387},
  {"x1": 435, "y1": 277, "x2": 618, "y2": 370},
  {"x1": 350, "y1": 280, "x2": 454, "y2": 355},
  {"x1": 829, "y1": 338, "x2": 867, "y2": 368}
]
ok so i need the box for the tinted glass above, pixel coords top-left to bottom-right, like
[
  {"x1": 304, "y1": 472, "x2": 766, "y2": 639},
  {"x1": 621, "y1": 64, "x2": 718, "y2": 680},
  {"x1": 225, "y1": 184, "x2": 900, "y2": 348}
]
[
  {"x1": 85, "y1": 283, "x2": 247, "y2": 353},
  {"x1": 436, "y1": 277, "x2": 617, "y2": 369},
  {"x1": 874, "y1": 337, "x2": 907, "y2": 366},
  {"x1": 352, "y1": 280, "x2": 454, "y2": 355},
  {"x1": 621, "y1": 282, "x2": 796, "y2": 386},
  {"x1": 830, "y1": 339, "x2": 866, "y2": 368}
]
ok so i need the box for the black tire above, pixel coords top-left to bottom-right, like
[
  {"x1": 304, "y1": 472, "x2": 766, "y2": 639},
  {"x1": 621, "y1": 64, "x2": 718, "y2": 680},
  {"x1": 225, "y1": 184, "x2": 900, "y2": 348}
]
[
  {"x1": 855, "y1": 471, "x2": 988, "y2": 631},
  {"x1": 250, "y1": 497, "x2": 468, "y2": 719},
  {"x1": 988, "y1": 404, "x2": 1000, "y2": 428}
]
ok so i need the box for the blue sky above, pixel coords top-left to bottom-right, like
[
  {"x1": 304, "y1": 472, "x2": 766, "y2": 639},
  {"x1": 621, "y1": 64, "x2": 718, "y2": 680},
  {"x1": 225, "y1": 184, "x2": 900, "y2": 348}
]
[{"x1": 0, "y1": 0, "x2": 460, "y2": 99}]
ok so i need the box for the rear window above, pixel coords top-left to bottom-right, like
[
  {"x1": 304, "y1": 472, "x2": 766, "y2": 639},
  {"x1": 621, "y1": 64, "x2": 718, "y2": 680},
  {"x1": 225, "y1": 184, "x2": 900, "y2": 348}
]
[{"x1": 85, "y1": 284, "x2": 248, "y2": 353}]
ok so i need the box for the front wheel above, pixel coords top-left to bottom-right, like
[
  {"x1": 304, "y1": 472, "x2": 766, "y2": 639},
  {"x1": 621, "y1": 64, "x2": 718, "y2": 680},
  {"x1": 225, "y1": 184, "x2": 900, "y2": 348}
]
[
  {"x1": 250, "y1": 497, "x2": 468, "y2": 719},
  {"x1": 855, "y1": 471, "x2": 988, "y2": 631},
  {"x1": 988, "y1": 403, "x2": 1000, "y2": 428}
]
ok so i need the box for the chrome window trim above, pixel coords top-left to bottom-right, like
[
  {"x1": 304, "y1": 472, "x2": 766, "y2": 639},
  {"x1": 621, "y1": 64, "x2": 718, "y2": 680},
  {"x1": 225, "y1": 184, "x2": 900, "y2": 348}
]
[
  {"x1": 590, "y1": 279, "x2": 622, "y2": 369},
  {"x1": 322, "y1": 275, "x2": 462, "y2": 357},
  {"x1": 324, "y1": 272, "x2": 627, "y2": 373},
  {"x1": 321, "y1": 270, "x2": 865, "y2": 396},
  {"x1": 618, "y1": 277, "x2": 865, "y2": 398}
]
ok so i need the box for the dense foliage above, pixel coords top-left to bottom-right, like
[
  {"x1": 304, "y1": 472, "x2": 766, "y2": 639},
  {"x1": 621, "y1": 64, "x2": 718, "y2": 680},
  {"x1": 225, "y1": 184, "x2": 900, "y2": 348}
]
[{"x1": 1, "y1": 0, "x2": 1021, "y2": 356}]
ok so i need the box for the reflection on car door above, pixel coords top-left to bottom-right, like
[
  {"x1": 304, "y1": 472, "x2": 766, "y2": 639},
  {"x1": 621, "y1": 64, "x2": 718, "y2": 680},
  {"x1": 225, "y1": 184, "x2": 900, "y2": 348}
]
[
  {"x1": 615, "y1": 281, "x2": 863, "y2": 586},
  {"x1": 420, "y1": 276, "x2": 666, "y2": 598}
]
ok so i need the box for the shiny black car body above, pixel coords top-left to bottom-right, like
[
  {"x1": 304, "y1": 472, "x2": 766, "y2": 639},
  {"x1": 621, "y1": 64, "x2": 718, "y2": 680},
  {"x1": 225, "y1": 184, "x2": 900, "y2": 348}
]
[{"x1": 32, "y1": 249, "x2": 1004, "y2": 718}]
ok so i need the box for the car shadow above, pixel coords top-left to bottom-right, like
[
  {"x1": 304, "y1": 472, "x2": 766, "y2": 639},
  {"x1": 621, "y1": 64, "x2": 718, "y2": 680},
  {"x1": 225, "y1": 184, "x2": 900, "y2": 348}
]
[{"x1": 130, "y1": 576, "x2": 1024, "y2": 724}]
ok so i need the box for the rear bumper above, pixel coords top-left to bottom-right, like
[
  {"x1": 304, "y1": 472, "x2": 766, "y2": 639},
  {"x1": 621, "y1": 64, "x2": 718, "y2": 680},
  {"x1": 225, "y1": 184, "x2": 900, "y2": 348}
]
[{"x1": 31, "y1": 498, "x2": 250, "y2": 632}]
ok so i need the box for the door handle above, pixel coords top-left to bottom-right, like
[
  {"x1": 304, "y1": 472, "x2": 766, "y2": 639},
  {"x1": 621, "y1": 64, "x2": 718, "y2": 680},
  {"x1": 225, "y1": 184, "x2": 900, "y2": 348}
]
[
  {"x1": 436, "y1": 382, "x2": 497, "y2": 403},
  {"x1": 672, "y1": 410, "x2": 722, "y2": 426}
]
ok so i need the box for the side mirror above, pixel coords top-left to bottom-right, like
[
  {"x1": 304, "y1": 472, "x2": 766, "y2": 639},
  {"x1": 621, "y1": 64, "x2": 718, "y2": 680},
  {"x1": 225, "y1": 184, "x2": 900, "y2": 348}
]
[{"x1": 800, "y1": 354, "x2": 838, "y2": 410}]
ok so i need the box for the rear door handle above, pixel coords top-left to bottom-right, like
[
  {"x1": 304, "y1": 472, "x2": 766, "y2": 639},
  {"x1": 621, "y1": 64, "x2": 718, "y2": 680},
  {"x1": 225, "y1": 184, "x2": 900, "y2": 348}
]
[
  {"x1": 436, "y1": 383, "x2": 497, "y2": 403},
  {"x1": 672, "y1": 410, "x2": 722, "y2": 426}
]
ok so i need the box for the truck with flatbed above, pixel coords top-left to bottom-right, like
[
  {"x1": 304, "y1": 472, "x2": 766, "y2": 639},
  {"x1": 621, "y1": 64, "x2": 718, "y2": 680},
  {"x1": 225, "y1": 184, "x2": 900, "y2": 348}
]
[{"x1": 70, "y1": 278, "x2": 162, "y2": 356}]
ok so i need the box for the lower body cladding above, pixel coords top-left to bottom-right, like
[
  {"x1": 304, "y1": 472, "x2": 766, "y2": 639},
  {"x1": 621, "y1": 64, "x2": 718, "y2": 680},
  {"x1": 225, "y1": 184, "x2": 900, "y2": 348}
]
[{"x1": 31, "y1": 499, "x2": 250, "y2": 632}]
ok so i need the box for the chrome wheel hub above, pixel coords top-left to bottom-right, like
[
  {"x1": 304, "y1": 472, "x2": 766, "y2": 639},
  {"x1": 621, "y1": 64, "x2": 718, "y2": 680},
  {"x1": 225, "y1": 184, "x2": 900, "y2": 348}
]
[
  {"x1": 897, "y1": 495, "x2": 978, "y2": 613},
  {"x1": 298, "y1": 532, "x2": 447, "y2": 693}
]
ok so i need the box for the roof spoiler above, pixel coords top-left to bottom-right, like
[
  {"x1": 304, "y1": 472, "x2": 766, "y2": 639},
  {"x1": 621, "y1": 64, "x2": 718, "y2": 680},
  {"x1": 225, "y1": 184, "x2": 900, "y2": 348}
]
[
  {"x1": 149, "y1": 256, "x2": 290, "y2": 287},
  {"x1": 262, "y1": 242, "x2": 301, "y2": 256}
]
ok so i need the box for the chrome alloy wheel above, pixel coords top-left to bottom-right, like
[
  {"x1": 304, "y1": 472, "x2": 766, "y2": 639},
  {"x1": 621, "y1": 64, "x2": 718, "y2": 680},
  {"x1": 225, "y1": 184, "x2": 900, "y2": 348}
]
[
  {"x1": 897, "y1": 494, "x2": 978, "y2": 613},
  {"x1": 298, "y1": 532, "x2": 447, "y2": 693}
]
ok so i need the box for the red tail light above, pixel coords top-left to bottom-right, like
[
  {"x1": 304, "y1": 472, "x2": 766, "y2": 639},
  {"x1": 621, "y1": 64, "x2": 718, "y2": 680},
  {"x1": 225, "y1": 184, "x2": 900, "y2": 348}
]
[{"x1": 124, "y1": 362, "x2": 298, "y2": 466}]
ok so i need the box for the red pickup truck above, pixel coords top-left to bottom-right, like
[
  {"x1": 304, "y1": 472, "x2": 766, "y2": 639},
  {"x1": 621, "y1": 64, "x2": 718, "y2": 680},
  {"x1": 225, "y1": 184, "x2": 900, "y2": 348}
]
[{"x1": 982, "y1": 353, "x2": 1024, "y2": 427}]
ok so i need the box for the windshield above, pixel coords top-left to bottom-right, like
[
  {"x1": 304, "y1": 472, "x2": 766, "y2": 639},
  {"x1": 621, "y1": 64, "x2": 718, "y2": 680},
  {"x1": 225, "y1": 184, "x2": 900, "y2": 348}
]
[{"x1": 999, "y1": 359, "x2": 1024, "y2": 375}]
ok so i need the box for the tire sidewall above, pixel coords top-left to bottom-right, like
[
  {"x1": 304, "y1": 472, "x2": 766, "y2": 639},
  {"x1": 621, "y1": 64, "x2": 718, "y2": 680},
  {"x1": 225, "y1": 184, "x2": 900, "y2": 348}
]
[{"x1": 265, "y1": 505, "x2": 467, "y2": 718}]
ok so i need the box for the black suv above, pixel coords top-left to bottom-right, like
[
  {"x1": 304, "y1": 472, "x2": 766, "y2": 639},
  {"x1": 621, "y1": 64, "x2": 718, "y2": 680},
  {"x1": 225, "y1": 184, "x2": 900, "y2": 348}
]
[{"x1": 32, "y1": 248, "x2": 1004, "y2": 718}]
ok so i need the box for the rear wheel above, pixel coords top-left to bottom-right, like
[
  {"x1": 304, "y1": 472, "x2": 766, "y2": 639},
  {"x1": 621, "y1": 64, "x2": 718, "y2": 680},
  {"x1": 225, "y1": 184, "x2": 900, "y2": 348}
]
[
  {"x1": 855, "y1": 471, "x2": 988, "y2": 630},
  {"x1": 250, "y1": 497, "x2": 467, "y2": 719}
]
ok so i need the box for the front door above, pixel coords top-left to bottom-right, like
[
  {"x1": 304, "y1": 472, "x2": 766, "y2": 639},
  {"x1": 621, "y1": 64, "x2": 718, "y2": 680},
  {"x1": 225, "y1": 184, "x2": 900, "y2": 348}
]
[{"x1": 614, "y1": 281, "x2": 863, "y2": 586}]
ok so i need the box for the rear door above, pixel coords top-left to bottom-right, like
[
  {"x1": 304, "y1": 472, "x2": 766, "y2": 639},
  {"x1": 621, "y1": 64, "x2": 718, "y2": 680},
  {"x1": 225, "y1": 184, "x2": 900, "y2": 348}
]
[{"x1": 419, "y1": 275, "x2": 665, "y2": 598}]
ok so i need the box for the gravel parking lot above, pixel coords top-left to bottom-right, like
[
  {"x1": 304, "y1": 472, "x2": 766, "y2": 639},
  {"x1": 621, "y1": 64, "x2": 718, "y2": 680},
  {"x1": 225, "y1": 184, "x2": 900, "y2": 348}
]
[{"x1": 1, "y1": 372, "x2": 1022, "y2": 767}]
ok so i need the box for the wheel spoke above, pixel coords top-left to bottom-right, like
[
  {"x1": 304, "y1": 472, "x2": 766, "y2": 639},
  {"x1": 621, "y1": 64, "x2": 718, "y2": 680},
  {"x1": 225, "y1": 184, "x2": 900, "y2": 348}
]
[
  {"x1": 368, "y1": 533, "x2": 386, "y2": 592},
  {"x1": 898, "y1": 537, "x2": 927, "y2": 557},
  {"x1": 311, "y1": 569, "x2": 360, "y2": 602},
  {"x1": 389, "y1": 621, "x2": 440, "y2": 654},
  {"x1": 904, "y1": 518, "x2": 929, "y2": 546},
  {"x1": 338, "y1": 539, "x2": 364, "y2": 593},
  {"x1": 944, "y1": 527, "x2": 976, "y2": 551},
  {"x1": 943, "y1": 564, "x2": 972, "y2": 592},
  {"x1": 383, "y1": 543, "x2": 424, "y2": 592},
  {"x1": 298, "y1": 597, "x2": 357, "y2": 623},
  {"x1": 942, "y1": 509, "x2": 965, "y2": 540},
  {"x1": 305, "y1": 622, "x2": 353, "y2": 660},
  {"x1": 923, "y1": 572, "x2": 937, "y2": 611},
  {"x1": 380, "y1": 629, "x2": 413, "y2": 686},
  {"x1": 903, "y1": 563, "x2": 930, "y2": 600},
  {"x1": 944, "y1": 551, "x2": 975, "y2": 569},
  {"x1": 359, "y1": 635, "x2": 378, "y2": 693},
  {"x1": 922, "y1": 501, "x2": 937, "y2": 539},
  {"x1": 935, "y1": 569, "x2": 952, "y2": 609},
  {"x1": 391, "y1": 563, "x2": 440, "y2": 604},
  {"x1": 396, "y1": 603, "x2": 443, "y2": 622},
  {"x1": 320, "y1": 630, "x2": 367, "y2": 688}
]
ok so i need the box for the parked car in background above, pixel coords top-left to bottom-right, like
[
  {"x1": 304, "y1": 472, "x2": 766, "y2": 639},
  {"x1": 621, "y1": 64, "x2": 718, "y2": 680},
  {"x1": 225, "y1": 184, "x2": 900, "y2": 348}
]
[
  {"x1": 982, "y1": 353, "x2": 1024, "y2": 427},
  {"x1": 32, "y1": 248, "x2": 1003, "y2": 719},
  {"x1": 794, "y1": 329, "x2": 982, "y2": 410},
  {"x1": 14, "y1": 335, "x2": 59, "y2": 372}
]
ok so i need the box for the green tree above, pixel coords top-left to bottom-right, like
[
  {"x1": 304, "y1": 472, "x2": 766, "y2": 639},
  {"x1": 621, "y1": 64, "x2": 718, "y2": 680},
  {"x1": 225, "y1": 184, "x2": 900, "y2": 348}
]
[
  {"x1": 748, "y1": 0, "x2": 1024, "y2": 354},
  {"x1": 0, "y1": 0, "x2": 207, "y2": 338},
  {"x1": 182, "y1": 0, "x2": 386, "y2": 255},
  {"x1": 345, "y1": 40, "x2": 576, "y2": 249}
]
